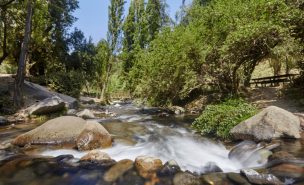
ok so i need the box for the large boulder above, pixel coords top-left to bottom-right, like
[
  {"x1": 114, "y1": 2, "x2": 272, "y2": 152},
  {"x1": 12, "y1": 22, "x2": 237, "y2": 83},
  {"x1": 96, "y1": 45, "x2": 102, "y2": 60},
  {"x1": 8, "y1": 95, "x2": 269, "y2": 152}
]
[
  {"x1": 76, "y1": 121, "x2": 112, "y2": 151},
  {"x1": 12, "y1": 116, "x2": 112, "y2": 150},
  {"x1": 24, "y1": 96, "x2": 65, "y2": 115},
  {"x1": 23, "y1": 81, "x2": 78, "y2": 109},
  {"x1": 230, "y1": 106, "x2": 301, "y2": 141},
  {"x1": 294, "y1": 113, "x2": 304, "y2": 129}
]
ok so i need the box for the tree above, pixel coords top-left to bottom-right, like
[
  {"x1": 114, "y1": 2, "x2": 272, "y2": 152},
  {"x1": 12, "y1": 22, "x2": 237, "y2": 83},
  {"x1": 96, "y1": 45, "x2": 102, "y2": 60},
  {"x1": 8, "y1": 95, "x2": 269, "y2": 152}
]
[
  {"x1": 146, "y1": 0, "x2": 169, "y2": 42},
  {"x1": 101, "y1": 0, "x2": 125, "y2": 102},
  {"x1": 0, "y1": 0, "x2": 19, "y2": 65},
  {"x1": 0, "y1": 6, "x2": 9, "y2": 65},
  {"x1": 134, "y1": 0, "x2": 148, "y2": 48},
  {"x1": 95, "y1": 40, "x2": 110, "y2": 97},
  {"x1": 14, "y1": 0, "x2": 33, "y2": 107},
  {"x1": 122, "y1": 0, "x2": 136, "y2": 72}
]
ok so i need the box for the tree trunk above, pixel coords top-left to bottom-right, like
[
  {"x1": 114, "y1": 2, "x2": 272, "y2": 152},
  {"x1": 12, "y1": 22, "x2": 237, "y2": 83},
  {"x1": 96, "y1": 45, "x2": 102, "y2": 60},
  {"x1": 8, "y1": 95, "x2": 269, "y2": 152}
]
[
  {"x1": 244, "y1": 60, "x2": 258, "y2": 87},
  {"x1": 14, "y1": 0, "x2": 33, "y2": 108},
  {"x1": 100, "y1": 61, "x2": 112, "y2": 103},
  {"x1": 0, "y1": 8, "x2": 9, "y2": 65}
]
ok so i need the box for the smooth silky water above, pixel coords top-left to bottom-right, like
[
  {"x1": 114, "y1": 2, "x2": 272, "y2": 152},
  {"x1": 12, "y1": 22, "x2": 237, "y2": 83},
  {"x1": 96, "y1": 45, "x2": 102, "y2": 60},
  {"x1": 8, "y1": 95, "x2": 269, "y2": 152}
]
[
  {"x1": 39, "y1": 103, "x2": 265, "y2": 173},
  {"x1": 0, "y1": 102, "x2": 303, "y2": 185}
]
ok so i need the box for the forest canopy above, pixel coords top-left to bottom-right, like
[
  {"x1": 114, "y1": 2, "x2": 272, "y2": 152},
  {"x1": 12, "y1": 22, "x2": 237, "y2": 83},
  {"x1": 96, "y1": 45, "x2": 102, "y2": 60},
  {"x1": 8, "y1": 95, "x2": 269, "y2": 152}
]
[{"x1": 0, "y1": 0, "x2": 303, "y2": 107}]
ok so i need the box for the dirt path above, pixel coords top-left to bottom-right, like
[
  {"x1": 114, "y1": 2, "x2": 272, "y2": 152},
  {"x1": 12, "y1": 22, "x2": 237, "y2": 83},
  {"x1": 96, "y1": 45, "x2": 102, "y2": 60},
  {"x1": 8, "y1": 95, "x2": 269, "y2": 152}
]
[{"x1": 248, "y1": 86, "x2": 304, "y2": 113}]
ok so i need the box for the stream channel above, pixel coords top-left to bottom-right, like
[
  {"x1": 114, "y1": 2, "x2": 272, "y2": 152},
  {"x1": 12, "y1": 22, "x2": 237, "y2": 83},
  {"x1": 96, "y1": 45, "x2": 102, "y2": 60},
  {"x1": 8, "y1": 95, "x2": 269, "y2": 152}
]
[{"x1": 0, "y1": 102, "x2": 303, "y2": 185}]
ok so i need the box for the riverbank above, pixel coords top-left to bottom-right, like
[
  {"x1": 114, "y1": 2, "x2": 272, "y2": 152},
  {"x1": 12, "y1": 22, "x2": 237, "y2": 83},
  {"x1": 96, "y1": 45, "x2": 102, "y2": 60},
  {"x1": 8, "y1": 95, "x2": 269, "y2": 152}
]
[{"x1": 0, "y1": 75, "x2": 304, "y2": 184}]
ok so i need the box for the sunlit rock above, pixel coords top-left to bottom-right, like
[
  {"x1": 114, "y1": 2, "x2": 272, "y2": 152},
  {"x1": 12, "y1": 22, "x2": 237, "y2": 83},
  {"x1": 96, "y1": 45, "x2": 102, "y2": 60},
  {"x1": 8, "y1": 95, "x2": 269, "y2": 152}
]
[
  {"x1": 135, "y1": 155, "x2": 163, "y2": 178},
  {"x1": 76, "y1": 121, "x2": 112, "y2": 151},
  {"x1": 12, "y1": 116, "x2": 112, "y2": 151},
  {"x1": 76, "y1": 109, "x2": 95, "y2": 119},
  {"x1": 231, "y1": 106, "x2": 301, "y2": 141},
  {"x1": 201, "y1": 173, "x2": 232, "y2": 185},
  {"x1": 80, "y1": 150, "x2": 111, "y2": 162},
  {"x1": 241, "y1": 169, "x2": 283, "y2": 185}
]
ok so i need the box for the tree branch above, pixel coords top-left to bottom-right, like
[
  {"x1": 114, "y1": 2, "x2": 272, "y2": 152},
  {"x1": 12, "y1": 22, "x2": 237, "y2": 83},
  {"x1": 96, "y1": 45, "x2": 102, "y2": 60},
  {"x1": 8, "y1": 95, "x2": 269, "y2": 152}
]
[{"x1": 0, "y1": 0, "x2": 15, "y2": 8}]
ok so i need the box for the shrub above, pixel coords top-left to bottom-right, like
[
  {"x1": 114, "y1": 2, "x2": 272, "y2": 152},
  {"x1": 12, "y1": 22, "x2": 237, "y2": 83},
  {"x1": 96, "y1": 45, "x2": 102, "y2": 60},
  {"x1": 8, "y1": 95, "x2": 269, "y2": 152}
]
[
  {"x1": 192, "y1": 99, "x2": 257, "y2": 139},
  {"x1": 47, "y1": 70, "x2": 84, "y2": 98}
]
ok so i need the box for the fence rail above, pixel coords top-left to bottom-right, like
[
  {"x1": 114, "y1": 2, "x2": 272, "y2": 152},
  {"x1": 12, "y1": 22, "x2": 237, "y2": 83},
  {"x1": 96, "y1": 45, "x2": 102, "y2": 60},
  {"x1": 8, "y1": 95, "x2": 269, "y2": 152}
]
[{"x1": 250, "y1": 74, "x2": 299, "y2": 87}]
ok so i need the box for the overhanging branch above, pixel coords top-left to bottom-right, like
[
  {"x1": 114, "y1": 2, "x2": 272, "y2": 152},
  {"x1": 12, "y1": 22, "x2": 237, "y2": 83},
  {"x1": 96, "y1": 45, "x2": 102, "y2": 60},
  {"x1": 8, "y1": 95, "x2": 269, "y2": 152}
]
[{"x1": 0, "y1": 0, "x2": 15, "y2": 8}]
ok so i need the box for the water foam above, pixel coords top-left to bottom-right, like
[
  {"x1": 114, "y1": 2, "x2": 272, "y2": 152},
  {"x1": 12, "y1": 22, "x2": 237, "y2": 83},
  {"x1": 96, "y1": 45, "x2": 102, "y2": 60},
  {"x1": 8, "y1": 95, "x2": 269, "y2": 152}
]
[{"x1": 41, "y1": 123, "x2": 265, "y2": 173}]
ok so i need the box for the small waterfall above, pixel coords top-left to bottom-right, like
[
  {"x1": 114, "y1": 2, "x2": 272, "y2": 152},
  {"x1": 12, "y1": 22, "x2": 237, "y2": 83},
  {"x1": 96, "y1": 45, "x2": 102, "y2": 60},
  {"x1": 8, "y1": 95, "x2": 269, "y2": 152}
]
[{"x1": 41, "y1": 120, "x2": 268, "y2": 173}]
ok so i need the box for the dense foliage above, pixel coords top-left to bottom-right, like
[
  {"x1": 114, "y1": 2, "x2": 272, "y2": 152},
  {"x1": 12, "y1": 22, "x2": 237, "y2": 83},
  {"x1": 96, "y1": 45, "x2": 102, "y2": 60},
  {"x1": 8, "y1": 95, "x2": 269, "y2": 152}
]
[
  {"x1": 0, "y1": 0, "x2": 303, "y2": 106},
  {"x1": 192, "y1": 99, "x2": 258, "y2": 139},
  {"x1": 125, "y1": 0, "x2": 304, "y2": 106}
]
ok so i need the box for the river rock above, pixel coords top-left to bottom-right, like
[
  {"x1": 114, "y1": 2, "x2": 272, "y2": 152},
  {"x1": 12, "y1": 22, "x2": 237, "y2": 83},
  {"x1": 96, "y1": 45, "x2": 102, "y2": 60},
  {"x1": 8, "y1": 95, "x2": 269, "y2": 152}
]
[
  {"x1": 135, "y1": 155, "x2": 163, "y2": 178},
  {"x1": 79, "y1": 96, "x2": 95, "y2": 104},
  {"x1": 76, "y1": 121, "x2": 112, "y2": 151},
  {"x1": 23, "y1": 80, "x2": 78, "y2": 109},
  {"x1": 173, "y1": 172, "x2": 200, "y2": 185},
  {"x1": 294, "y1": 113, "x2": 304, "y2": 129},
  {"x1": 201, "y1": 162, "x2": 223, "y2": 173},
  {"x1": 76, "y1": 109, "x2": 95, "y2": 119},
  {"x1": 158, "y1": 160, "x2": 181, "y2": 176},
  {"x1": 115, "y1": 170, "x2": 144, "y2": 185},
  {"x1": 228, "y1": 140, "x2": 257, "y2": 160},
  {"x1": 268, "y1": 151, "x2": 296, "y2": 162},
  {"x1": 269, "y1": 163, "x2": 304, "y2": 181},
  {"x1": 25, "y1": 96, "x2": 65, "y2": 115},
  {"x1": 230, "y1": 106, "x2": 301, "y2": 141},
  {"x1": 201, "y1": 173, "x2": 234, "y2": 185},
  {"x1": 0, "y1": 116, "x2": 8, "y2": 126},
  {"x1": 227, "y1": 173, "x2": 250, "y2": 185},
  {"x1": 67, "y1": 109, "x2": 77, "y2": 116},
  {"x1": 104, "y1": 159, "x2": 134, "y2": 182},
  {"x1": 12, "y1": 116, "x2": 112, "y2": 151},
  {"x1": 241, "y1": 169, "x2": 283, "y2": 185},
  {"x1": 80, "y1": 150, "x2": 111, "y2": 162},
  {"x1": 170, "y1": 106, "x2": 185, "y2": 115}
]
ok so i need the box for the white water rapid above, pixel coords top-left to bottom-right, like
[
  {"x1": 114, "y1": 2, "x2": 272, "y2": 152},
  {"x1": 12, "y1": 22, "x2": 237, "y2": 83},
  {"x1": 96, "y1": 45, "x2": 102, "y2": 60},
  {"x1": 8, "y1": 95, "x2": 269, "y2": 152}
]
[{"x1": 41, "y1": 119, "x2": 267, "y2": 173}]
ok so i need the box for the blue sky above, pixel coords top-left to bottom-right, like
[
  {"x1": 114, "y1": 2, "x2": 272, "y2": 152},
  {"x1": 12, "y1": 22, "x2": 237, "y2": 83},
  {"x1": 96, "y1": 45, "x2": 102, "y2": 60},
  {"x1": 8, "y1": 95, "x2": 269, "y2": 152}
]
[{"x1": 72, "y1": 0, "x2": 191, "y2": 44}]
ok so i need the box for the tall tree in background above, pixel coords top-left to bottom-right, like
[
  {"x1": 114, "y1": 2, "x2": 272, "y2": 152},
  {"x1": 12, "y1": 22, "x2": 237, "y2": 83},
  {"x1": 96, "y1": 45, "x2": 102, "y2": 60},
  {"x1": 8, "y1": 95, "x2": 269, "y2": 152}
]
[
  {"x1": 146, "y1": 0, "x2": 169, "y2": 42},
  {"x1": 14, "y1": 0, "x2": 33, "y2": 107},
  {"x1": 0, "y1": 1, "x2": 12, "y2": 65},
  {"x1": 134, "y1": 0, "x2": 147, "y2": 49},
  {"x1": 101, "y1": 0, "x2": 125, "y2": 101},
  {"x1": 122, "y1": 0, "x2": 136, "y2": 72}
]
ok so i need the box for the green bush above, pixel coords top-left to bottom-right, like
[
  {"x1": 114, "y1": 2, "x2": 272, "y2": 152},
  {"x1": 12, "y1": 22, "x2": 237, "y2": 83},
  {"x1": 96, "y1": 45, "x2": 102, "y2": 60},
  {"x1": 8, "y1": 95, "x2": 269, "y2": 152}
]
[
  {"x1": 47, "y1": 70, "x2": 84, "y2": 98},
  {"x1": 192, "y1": 99, "x2": 257, "y2": 139}
]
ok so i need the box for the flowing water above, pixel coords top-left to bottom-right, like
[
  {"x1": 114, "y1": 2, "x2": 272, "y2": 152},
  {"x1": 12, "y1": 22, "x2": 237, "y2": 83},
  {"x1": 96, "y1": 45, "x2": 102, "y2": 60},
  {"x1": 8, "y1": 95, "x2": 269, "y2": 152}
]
[
  {"x1": 0, "y1": 102, "x2": 303, "y2": 184},
  {"x1": 38, "y1": 102, "x2": 266, "y2": 173}
]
